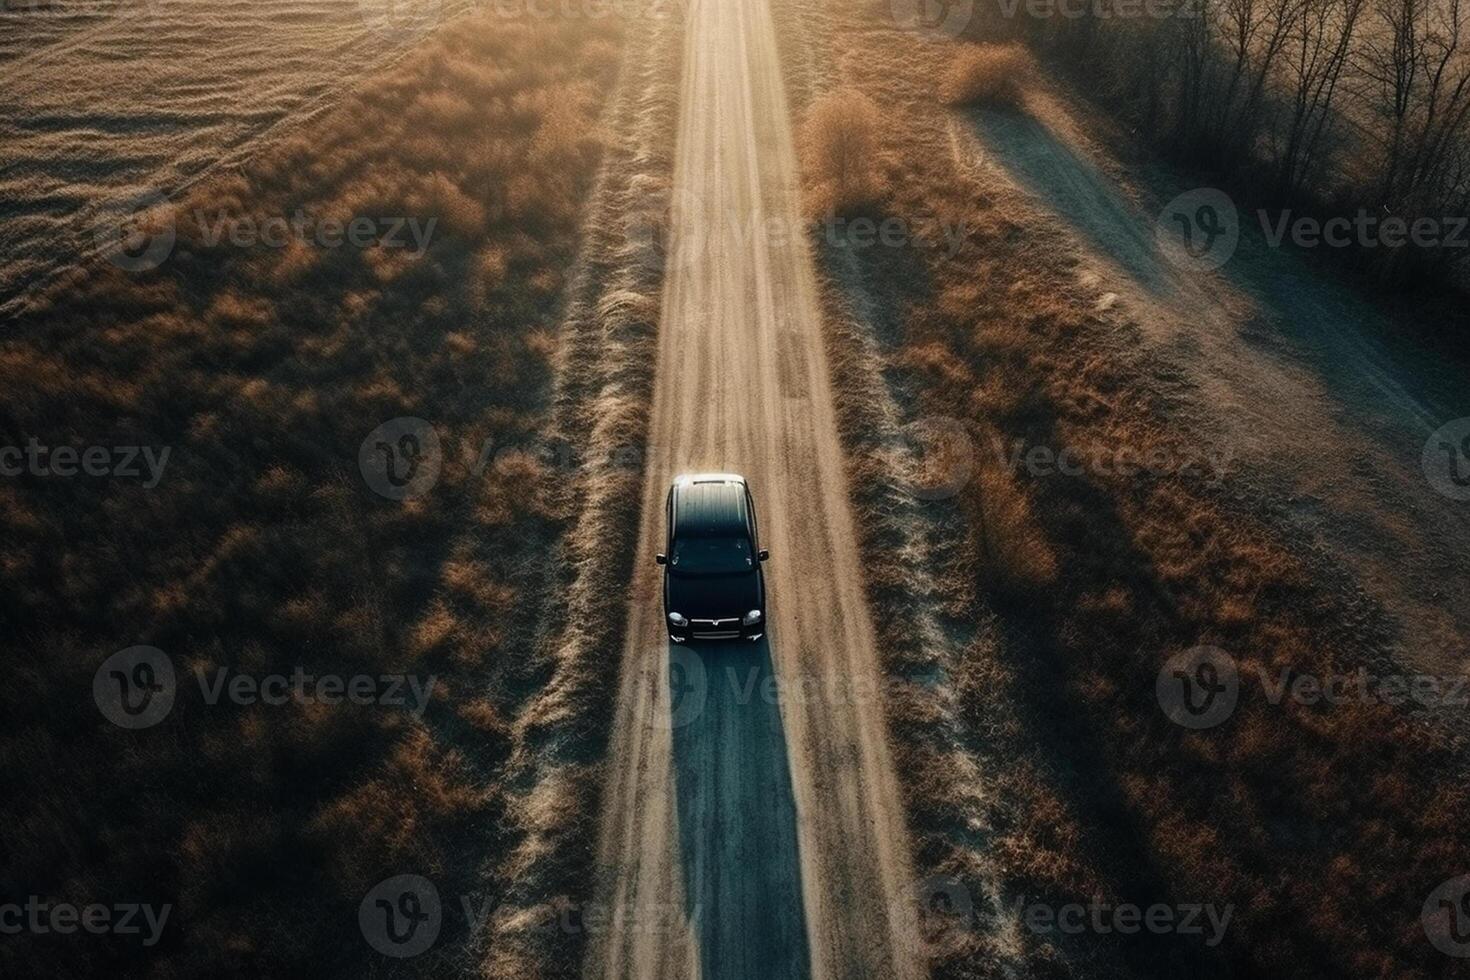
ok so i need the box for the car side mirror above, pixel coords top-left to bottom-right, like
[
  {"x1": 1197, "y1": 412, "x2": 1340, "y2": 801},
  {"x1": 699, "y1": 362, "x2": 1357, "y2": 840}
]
[
  {"x1": 758, "y1": 549, "x2": 769, "y2": 562},
  {"x1": 655, "y1": 554, "x2": 667, "y2": 565}
]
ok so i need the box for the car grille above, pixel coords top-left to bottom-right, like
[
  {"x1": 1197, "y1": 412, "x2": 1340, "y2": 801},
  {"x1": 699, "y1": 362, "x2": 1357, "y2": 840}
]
[{"x1": 691, "y1": 617, "x2": 740, "y2": 639}]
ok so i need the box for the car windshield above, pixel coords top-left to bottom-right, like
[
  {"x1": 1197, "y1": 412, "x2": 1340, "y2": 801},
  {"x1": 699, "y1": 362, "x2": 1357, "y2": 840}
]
[{"x1": 671, "y1": 535, "x2": 753, "y2": 575}]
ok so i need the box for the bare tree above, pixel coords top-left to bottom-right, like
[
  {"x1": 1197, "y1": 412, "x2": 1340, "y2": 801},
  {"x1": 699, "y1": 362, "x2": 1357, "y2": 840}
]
[
  {"x1": 1359, "y1": 0, "x2": 1470, "y2": 278},
  {"x1": 1214, "y1": 0, "x2": 1305, "y2": 157},
  {"x1": 1010, "y1": 0, "x2": 1470, "y2": 284},
  {"x1": 1399, "y1": 0, "x2": 1470, "y2": 207},
  {"x1": 1360, "y1": 0, "x2": 1426, "y2": 204},
  {"x1": 1276, "y1": 0, "x2": 1366, "y2": 191},
  {"x1": 1174, "y1": 0, "x2": 1220, "y2": 149}
]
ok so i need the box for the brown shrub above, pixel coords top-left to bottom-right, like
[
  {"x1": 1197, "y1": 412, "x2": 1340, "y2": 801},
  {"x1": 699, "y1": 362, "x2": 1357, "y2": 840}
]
[
  {"x1": 941, "y1": 43, "x2": 1033, "y2": 108},
  {"x1": 801, "y1": 88, "x2": 887, "y2": 216}
]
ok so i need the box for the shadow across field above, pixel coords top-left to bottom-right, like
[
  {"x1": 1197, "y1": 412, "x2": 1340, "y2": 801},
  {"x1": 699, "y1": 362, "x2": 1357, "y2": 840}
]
[
  {"x1": 968, "y1": 102, "x2": 1470, "y2": 665},
  {"x1": 968, "y1": 107, "x2": 1175, "y2": 298},
  {"x1": 668, "y1": 637, "x2": 811, "y2": 980}
]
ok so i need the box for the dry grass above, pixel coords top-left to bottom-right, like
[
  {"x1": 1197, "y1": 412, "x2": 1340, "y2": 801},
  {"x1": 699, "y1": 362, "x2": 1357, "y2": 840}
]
[
  {"x1": 966, "y1": 450, "x2": 1058, "y2": 595},
  {"x1": 808, "y1": 6, "x2": 1468, "y2": 978},
  {"x1": 0, "y1": 11, "x2": 623, "y2": 978},
  {"x1": 940, "y1": 44, "x2": 1032, "y2": 109},
  {"x1": 800, "y1": 87, "x2": 887, "y2": 216}
]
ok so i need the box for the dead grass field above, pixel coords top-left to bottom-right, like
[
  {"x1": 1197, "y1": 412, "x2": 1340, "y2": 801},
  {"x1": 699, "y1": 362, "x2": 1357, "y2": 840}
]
[
  {"x1": 0, "y1": 11, "x2": 623, "y2": 977},
  {"x1": 799, "y1": 1, "x2": 1469, "y2": 977}
]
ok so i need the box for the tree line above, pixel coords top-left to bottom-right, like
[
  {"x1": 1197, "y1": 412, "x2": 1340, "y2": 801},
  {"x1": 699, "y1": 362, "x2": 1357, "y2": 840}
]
[{"x1": 972, "y1": 0, "x2": 1470, "y2": 286}]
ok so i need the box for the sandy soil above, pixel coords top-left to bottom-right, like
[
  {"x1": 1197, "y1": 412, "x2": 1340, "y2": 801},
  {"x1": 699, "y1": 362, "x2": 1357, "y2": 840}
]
[
  {"x1": 583, "y1": 0, "x2": 923, "y2": 976},
  {"x1": 0, "y1": 0, "x2": 471, "y2": 315}
]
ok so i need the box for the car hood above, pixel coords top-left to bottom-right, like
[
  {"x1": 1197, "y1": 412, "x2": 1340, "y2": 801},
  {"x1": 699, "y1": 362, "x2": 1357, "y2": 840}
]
[{"x1": 665, "y1": 569, "x2": 762, "y2": 619}]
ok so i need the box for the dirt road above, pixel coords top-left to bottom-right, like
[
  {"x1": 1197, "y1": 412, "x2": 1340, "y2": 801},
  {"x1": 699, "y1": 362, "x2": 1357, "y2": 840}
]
[{"x1": 584, "y1": 0, "x2": 923, "y2": 976}]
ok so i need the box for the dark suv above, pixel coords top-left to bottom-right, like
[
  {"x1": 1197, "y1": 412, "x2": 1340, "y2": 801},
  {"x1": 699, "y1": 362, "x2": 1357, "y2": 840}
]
[{"x1": 656, "y1": 473, "x2": 768, "y2": 643}]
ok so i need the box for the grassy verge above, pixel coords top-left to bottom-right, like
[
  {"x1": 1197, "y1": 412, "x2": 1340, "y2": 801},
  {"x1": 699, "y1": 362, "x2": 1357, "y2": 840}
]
[
  {"x1": 480, "y1": 7, "x2": 682, "y2": 976},
  {"x1": 0, "y1": 11, "x2": 623, "y2": 977},
  {"x1": 800, "y1": 2, "x2": 1467, "y2": 977}
]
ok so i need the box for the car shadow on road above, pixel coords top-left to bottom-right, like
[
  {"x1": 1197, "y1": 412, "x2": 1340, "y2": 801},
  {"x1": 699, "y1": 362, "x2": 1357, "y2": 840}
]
[{"x1": 668, "y1": 636, "x2": 812, "y2": 980}]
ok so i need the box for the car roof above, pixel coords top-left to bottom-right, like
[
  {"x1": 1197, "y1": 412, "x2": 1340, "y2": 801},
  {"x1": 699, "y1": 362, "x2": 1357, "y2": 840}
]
[
  {"x1": 672, "y1": 472, "x2": 747, "y2": 487},
  {"x1": 672, "y1": 477, "x2": 749, "y2": 538}
]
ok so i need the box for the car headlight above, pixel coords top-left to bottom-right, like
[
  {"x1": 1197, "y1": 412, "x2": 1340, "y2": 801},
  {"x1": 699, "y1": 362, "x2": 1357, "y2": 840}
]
[
  {"x1": 668, "y1": 612, "x2": 688, "y2": 627},
  {"x1": 742, "y1": 609, "x2": 763, "y2": 626}
]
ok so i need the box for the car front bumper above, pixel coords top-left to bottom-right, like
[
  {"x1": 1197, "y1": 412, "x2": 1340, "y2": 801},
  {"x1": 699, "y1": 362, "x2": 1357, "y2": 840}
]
[{"x1": 669, "y1": 615, "x2": 763, "y2": 642}]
